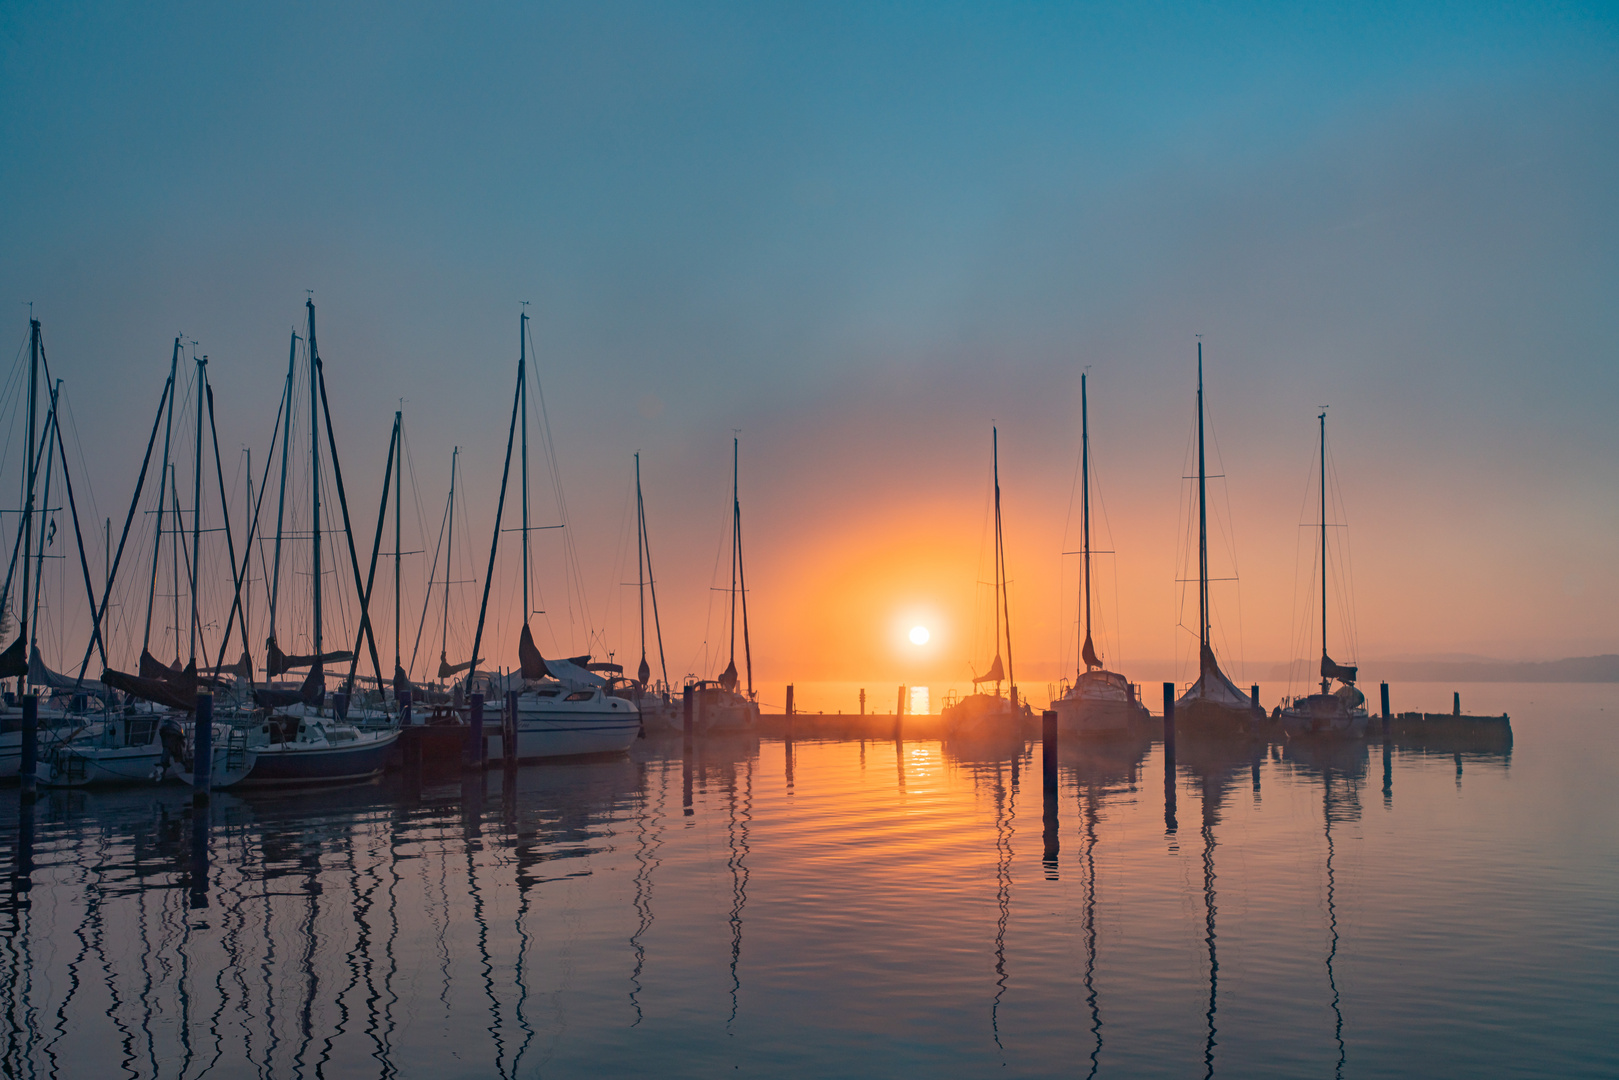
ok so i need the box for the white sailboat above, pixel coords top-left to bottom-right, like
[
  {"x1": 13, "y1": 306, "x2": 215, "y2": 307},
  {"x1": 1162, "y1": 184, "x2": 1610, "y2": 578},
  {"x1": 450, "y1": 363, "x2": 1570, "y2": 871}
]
[
  {"x1": 473, "y1": 310, "x2": 640, "y2": 760},
  {"x1": 693, "y1": 436, "x2": 759, "y2": 732},
  {"x1": 1175, "y1": 345, "x2": 1259, "y2": 734},
  {"x1": 1053, "y1": 373, "x2": 1149, "y2": 735},
  {"x1": 943, "y1": 427, "x2": 1026, "y2": 738},
  {"x1": 1280, "y1": 409, "x2": 1369, "y2": 739},
  {"x1": 612, "y1": 451, "x2": 681, "y2": 733}
]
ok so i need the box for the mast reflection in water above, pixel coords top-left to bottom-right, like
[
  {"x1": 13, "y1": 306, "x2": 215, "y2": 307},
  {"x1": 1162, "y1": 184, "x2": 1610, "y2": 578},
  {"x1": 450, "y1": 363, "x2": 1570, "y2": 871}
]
[{"x1": 0, "y1": 685, "x2": 1611, "y2": 1078}]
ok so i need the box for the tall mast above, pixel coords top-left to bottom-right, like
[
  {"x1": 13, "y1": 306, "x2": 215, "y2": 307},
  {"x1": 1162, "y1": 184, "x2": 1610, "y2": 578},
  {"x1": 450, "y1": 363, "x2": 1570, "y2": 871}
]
[
  {"x1": 244, "y1": 450, "x2": 252, "y2": 650},
  {"x1": 142, "y1": 338, "x2": 180, "y2": 653},
  {"x1": 307, "y1": 300, "x2": 322, "y2": 665},
  {"x1": 636, "y1": 452, "x2": 647, "y2": 681},
  {"x1": 442, "y1": 447, "x2": 457, "y2": 664},
  {"x1": 189, "y1": 357, "x2": 205, "y2": 665},
  {"x1": 520, "y1": 311, "x2": 530, "y2": 626},
  {"x1": 268, "y1": 330, "x2": 296, "y2": 643},
  {"x1": 1197, "y1": 342, "x2": 1210, "y2": 672},
  {"x1": 995, "y1": 426, "x2": 1016, "y2": 705},
  {"x1": 729, "y1": 436, "x2": 738, "y2": 672},
  {"x1": 639, "y1": 454, "x2": 670, "y2": 689},
  {"x1": 394, "y1": 410, "x2": 402, "y2": 678},
  {"x1": 736, "y1": 437, "x2": 752, "y2": 695},
  {"x1": 1081, "y1": 372, "x2": 1092, "y2": 674},
  {"x1": 1320, "y1": 408, "x2": 1329, "y2": 694},
  {"x1": 29, "y1": 381, "x2": 59, "y2": 654},
  {"x1": 18, "y1": 319, "x2": 38, "y2": 687}
]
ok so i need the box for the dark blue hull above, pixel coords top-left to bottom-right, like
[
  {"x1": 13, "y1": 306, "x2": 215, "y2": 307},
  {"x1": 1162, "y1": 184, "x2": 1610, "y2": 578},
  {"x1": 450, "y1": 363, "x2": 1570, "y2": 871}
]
[{"x1": 243, "y1": 730, "x2": 399, "y2": 783}]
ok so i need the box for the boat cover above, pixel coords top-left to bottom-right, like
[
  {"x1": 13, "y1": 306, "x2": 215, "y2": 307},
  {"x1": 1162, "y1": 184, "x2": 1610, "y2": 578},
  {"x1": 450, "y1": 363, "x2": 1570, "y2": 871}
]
[
  {"x1": 973, "y1": 654, "x2": 1006, "y2": 685},
  {"x1": 1177, "y1": 645, "x2": 1253, "y2": 709},
  {"x1": 1321, "y1": 652, "x2": 1358, "y2": 683},
  {"x1": 28, "y1": 645, "x2": 107, "y2": 695},
  {"x1": 100, "y1": 667, "x2": 196, "y2": 711},
  {"x1": 265, "y1": 636, "x2": 354, "y2": 677},
  {"x1": 253, "y1": 664, "x2": 325, "y2": 709},
  {"x1": 0, "y1": 636, "x2": 26, "y2": 679}
]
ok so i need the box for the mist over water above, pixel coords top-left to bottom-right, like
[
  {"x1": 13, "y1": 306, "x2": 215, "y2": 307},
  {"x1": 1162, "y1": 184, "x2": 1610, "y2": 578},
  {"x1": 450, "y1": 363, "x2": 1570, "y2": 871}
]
[{"x1": 1, "y1": 683, "x2": 1612, "y2": 1078}]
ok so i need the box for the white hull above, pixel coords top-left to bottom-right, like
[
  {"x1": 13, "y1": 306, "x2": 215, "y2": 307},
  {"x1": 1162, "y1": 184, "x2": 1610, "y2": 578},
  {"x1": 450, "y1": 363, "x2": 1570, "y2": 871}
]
[
  {"x1": 512, "y1": 688, "x2": 639, "y2": 760},
  {"x1": 41, "y1": 741, "x2": 165, "y2": 787}
]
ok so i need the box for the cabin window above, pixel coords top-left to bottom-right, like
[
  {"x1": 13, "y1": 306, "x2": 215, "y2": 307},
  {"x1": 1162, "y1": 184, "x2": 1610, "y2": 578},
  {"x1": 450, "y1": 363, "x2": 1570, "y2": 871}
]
[
  {"x1": 564, "y1": 690, "x2": 595, "y2": 702},
  {"x1": 533, "y1": 689, "x2": 560, "y2": 698}
]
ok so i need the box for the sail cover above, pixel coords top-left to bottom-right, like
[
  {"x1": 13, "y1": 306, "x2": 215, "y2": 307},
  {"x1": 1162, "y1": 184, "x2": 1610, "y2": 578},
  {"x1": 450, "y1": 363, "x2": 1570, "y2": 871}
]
[
  {"x1": 208, "y1": 652, "x2": 253, "y2": 681},
  {"x1": 973, "y1": 654, "x2": 1006, "y2": 685},
  {"x1": 29, "y1": 645, "x2": 106, "y2": 694},
  {"x1": 100, "y1": 667, "x2": 197, "y2": 711},
  {"x1": 265, "y1": 636, "x2": 354, "y2": 678},
  {"x1": 518, "y1": 623, "x2": 548, "y2": 680},
  {"x1": 1320, "y1": 653, "x2": 1358, "y2": 684},
  {"x1": 1177, "y1": 643, "x2": 1252, "y2": 709},
  {"x1": 637, "y1": 655, "x2": 651, "y2": 686},
  {"x1": 253, "y1": 664, "x2": 325, "y2": 709},
  {"x1": 437, "y1": 651, "x2": 480, "y2": 679},
  {"x1": 0, "y1": 637, "x2": 26, "y2": 679},
  {"x1": 718, "y1": 658, "x2": 739, "y2": 692},
  {"x1": 1081, "y1": 633, "x2": 1101, "y2": 671}
]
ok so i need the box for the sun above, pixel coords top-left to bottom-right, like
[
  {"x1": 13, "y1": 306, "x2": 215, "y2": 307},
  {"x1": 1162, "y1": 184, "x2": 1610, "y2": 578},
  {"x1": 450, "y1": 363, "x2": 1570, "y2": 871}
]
[{"x1": 909, "y1": 625, "x2": 930, "y2": 645}]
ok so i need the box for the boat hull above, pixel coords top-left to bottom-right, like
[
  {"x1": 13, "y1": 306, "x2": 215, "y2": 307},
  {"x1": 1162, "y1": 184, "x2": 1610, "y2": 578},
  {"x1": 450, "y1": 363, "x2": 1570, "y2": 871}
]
[
  {"x1": 244, "y1": 728, "x2": 401, "y2": 783},
  {"x1": 943, "y1": 694, "x2": 1024, "y2": 739},
  {"x1": 1175, "y1": 698, "x2": 1259, "y2": 736},
  {"x1": 512, "y1": 691, "x2": 640, "y2": 760},
  {"x1": 1280, "y1": 699, "x2": 1369, "y2": 740},
  {"x1": 1052, "y1": 695, "x2": 1146, "y2": 735}
]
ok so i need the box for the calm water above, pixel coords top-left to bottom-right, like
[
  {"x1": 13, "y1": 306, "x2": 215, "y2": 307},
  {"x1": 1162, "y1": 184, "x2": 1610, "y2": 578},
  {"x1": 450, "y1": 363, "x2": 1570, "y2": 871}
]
[{"x1": 0, "y1": 683, "x2": 1613, "y2": 1078}]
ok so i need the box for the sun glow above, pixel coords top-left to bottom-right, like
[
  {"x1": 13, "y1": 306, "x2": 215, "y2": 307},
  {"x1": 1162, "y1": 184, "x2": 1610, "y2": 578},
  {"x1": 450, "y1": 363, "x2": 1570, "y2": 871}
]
[{"x1": 909, "y1": 626, "x2": 930, "y2": 645}]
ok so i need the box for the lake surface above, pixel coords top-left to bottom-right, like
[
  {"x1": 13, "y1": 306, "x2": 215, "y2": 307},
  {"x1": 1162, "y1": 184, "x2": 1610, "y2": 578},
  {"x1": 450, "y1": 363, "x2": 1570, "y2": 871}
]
[{"x1": 0, "y1": 682, "x2": 1613, "y2": 1078}]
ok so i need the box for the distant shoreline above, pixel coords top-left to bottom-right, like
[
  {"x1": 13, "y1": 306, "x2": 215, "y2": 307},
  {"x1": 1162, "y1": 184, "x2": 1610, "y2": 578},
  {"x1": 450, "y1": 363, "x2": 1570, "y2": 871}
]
[{"x1": 1266, "y1": 655, "x2": 1619, "y2": 684}]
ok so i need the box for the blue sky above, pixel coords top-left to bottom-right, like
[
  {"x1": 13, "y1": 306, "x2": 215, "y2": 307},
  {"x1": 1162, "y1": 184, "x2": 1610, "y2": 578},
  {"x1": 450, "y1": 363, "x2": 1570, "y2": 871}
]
[{"x1": 1, "y1": 2, "x2": 1615, "y2": 683}]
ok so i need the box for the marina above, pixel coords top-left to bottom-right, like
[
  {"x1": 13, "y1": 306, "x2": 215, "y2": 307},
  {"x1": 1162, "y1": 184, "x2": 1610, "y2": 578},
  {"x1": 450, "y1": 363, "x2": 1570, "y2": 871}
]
[{"x1": 0, "y1": 683, "x2": 1605, "y2": 1078}]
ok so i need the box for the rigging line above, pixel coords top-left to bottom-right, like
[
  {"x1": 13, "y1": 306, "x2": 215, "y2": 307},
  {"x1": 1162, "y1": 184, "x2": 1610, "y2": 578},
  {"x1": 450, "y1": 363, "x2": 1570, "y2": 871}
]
[{"x1": 409, "y1": 453, "x2": 451, "y2": 681}]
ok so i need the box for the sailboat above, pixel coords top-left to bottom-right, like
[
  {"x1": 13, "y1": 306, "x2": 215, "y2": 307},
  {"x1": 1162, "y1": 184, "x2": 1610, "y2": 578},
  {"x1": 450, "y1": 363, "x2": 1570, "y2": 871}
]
[
  {"x1": 475, "y1": 310, "x2": 640, "y2": 760},
  {"x1": 1052, "y1": 373, "x2": 1149, "y2": 735},
  {"x1": 241, "y1": 300, "x2": 399, "y2": 783},
  {"x1": 612, "y1": 453, "x2": 680, "y2": 733},
  {"x1": 1280, "y1": 410, "x2": 1369, "y2": 739},
  {"x1": 691, "y1": 436, "x2": 760, "y2": 732},
  {"x1": 1175, "y1": 344, "x2": 1260, "y2": 734},
  {"x1": 943, "y1": 427, "x2": 1027, "y2": 738}
]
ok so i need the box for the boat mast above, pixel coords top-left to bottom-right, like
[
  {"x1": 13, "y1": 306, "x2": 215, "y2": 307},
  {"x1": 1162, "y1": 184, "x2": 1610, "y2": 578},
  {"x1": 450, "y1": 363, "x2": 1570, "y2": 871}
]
[
  {"x1": 442, "y1": 446, "x2": 457, "y2": 669},
  {"x1": 189, "y1": 357, "x2": 205, "y2": 666},
  {"x1": 18, "y1": 319, "x2": 38, "y2": 690},
  {"x1": 1197, "y1": 342, "x2": 1210, "y2": 675},
  {"x1": 734, "y1": 436, "x2": 753, "y2": 695},
  {"x1": 729, "y1": 436, "x2": 738, "y2": 677},
  {"x1": 994, "y1": 426, "x2": 1016, "y2": 706},
  {"x1": 636, "y1": 452, "x2": 647, "y2": 683},
  {"x1": 29, "y1": 380, "x2": 59, "y2": 657},
  {"x1": 307, "y1": 300, "x2": 322, "y2": 675},
  {"x1": 639, "y1": 453, "x2": 669, "y2": 689},
  {"x1": 1320, "y1": 408, "x2": 1329, "y2": 694},
  {"x1": 520, "y1": 311, "x2": 530, "y2": 627},
  {"x1": 394, "y1": 409, "x2": 402, "y2": 681},
  {"x1": 142, "y1": 337, "x2": 180, "y2": 654},
  {"x1": 1081, "y1": 372, "x2": 1093, "y2": 675},
  {"x1": 268, "y1": 330, "x2": 296, "y2": 646}
]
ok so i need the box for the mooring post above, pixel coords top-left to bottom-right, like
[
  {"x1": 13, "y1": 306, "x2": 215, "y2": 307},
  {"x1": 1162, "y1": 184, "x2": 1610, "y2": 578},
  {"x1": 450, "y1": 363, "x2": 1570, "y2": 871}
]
[
  {"x1": 189, "y1": 804, "x2": 210, "y2": 910},
  {"x1": 682, "y1": 684, "x2": 694, "y2": 746},
  {"x1": 1380, "y1": 681, "x2": 1391, "y2": 738},
  {"x1": 1250, "y1": 684, "x2": 1261, "y2": 715},
  {"x1": 896, "y1": 685, "x2": 905, "y2": 739},
  {"x1": 400, "y1": 688, "x2": 413, "y2": 727},
  {"x1": 1162, "y1": 682, "x2": 1177, "y2": 834},
  {"x1": 786, "y1": 684, "x2": 794, "y2": 717},
  {"x1": 1041, "y1": 709, "x2": 1058, "y2": 793},
  {"x1": 1453, "y1": 691, "x2": 1460, "y2": 717},
  {"x1": 19, "y1": 693, "x2": 38, "y2": 801},
  {"x1": 332, "y1": 690, "x2": 350, "y2": 723},
  {"x1": 469, "y1": 692, "x2": 485, "y2": 768},
  {"x1": 859, "y1": 688, "x2": 866, "y2": 715},
  {"x1": 193, "y1": 691, "x2": 213, "y2": 802},
  {"x1": 504, "y1": 690, "x2": 519, "y2": 769}
]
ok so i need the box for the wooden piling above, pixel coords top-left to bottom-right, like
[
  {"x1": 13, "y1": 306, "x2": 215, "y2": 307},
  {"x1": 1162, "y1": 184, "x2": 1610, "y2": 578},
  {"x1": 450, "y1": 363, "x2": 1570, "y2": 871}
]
[
  {"x1": 193, "y1": 691, "x2": 213, "y2": 802},
  {"x1": 504, "y1": 690, "x2": 519, "y2": 769},
  {"x1": 895, "y1": 685, "x2": 905, "y2": 739},
  {"x1": 1380, "y1": 681, "x2": 1391, "y2": 739},
  {"x1": 1162, "y1": 682, "x2": 1177, "y2": 834},
  {"x1": 1453, "y1": 691, "x2": 1460, "y2": 717},
  {"x1": 1041, "y1": 709, "x2": 1058, "y2": 793},
  {"x1": 468, "y1": 692, "x2": 485, "y2": 768},
  {"x1": 18, "y1": 693, "x2": 37, "y2": 801}
]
